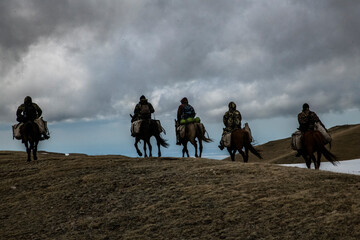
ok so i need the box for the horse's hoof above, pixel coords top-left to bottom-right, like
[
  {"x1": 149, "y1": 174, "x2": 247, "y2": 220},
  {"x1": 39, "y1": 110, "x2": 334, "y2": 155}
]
[{"x1": 137, "y1": 152, "x2": 142, "y2": 157}]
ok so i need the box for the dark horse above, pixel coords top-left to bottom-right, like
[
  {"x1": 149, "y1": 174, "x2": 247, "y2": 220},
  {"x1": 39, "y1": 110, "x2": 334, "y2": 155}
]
[
  {"x1": 227, "y1": 129, "x2": 262, "y2": 162},
  {"x1": 180, "y1": 123, "x2": 212, "y2": 158},
  {"x1": 20, "y1": 121, "x2": 41, "y2": 162},
  {"x1": 301, "y1": 130, "x2": 337, "y2": 169},
  {"x1": 134, "y1": 119, "x2": 169, "y2": 157}
]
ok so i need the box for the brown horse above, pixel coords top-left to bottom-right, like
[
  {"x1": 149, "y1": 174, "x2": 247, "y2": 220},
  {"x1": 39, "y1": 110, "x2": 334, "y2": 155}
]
[
  {"x1": 227, "y1": 129, "x2": 262, "y2": 162},
  {"x1": 180, "y1": 123, "x2": 212, "y2": 158},
  {"x1": 134, "y1": 119, "x2": 169, "y2": 157},
  {"x1": 20, "y1": 121, "x2": 41, "y2": 162},
  {"x1": 301, "y1": 130, "x2": 337, "y2": 169}
]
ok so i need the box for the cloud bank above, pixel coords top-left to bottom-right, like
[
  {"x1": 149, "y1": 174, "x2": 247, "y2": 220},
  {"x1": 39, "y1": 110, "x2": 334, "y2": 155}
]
[{"x1": 1, "y1": 0, "x2": 359, "y2": 124}]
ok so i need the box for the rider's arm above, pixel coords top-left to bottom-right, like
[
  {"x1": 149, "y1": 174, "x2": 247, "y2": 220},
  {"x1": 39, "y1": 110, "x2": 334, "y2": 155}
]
[
  {"x1": 177, "y1": 105, "x2": 183, "y2": 121},
  {"x1": 223, "y1": 112, "x2": 228, "y2": 126},
  {"x1": 149, "y1": 103, "x2": 155, "y2": 113},
  {"x1": 34, "y1": 104, "x2": 42, "y2": 118},
  {"x1": 16, "y1": 105, "x2": 24, "y2": 117}
]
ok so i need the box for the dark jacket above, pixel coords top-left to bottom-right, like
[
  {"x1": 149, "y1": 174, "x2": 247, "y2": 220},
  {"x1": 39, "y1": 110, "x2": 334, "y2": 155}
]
[
  {"x1": 134, "y1": 99, "x2": 154, "y2": 120},
  {"x1": 298, "y1": 110, "x2": 321, "y2": 132},
  {"x1": 177, "y1": 103, "x2": 195, "y2": 121},
  {"x1": 16, "y1": 103, "x2": 42, "y2": 123}
]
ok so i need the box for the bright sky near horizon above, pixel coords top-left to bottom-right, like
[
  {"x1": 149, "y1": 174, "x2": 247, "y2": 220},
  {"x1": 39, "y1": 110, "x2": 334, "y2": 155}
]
[{"x1": 1, "y1": 0, "x2": 359, "y2": 157}]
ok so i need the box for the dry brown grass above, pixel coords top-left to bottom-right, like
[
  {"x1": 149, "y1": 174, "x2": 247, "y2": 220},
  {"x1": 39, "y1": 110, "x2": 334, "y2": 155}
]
[
  {"x1": 1, "y1": 150, "x2": 360, "y2": 239},
  {"x1": 227, "y1": 123, "x2": 360, "y2": 164}
]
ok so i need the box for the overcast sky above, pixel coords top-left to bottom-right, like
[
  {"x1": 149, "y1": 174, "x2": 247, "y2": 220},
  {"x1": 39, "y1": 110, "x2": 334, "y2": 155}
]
[{"x1": 1, "y1": 0, "x2": 359, "y2": 157}]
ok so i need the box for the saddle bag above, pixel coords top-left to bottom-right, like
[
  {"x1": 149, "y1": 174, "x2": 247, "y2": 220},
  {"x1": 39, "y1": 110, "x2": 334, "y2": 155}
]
[
  {"x1": 12, "y1": 123, "x2": 23, "y2": 140},
  {"x1": 243, "y1": 122, "x2": 253, "y2": 142},
  {"x1": 221, "y1": 132, "x2": 232, "y2": 148},
  {"x1": 177, "y1": 125, "x2": 186, "y2": 138},
  {"x1": 155, "y1": 120, "x2": 164, "y2": 134},
  {"x1": 291, "y1": 130, "x2": 302, "y2": 150},
  {"x1": 314, "y1": 122, "x2": 332, "y2": 144},
  {"x1": 34, "y1": 117, "x2": 48, "y2": 135},
  {"x1": 131, "y1": 120, "x2": 142, "y2": 135}
]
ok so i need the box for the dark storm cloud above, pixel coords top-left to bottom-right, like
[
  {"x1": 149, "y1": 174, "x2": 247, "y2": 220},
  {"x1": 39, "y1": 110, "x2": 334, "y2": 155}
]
[{"x1": 0, "y1": 0, "x2": 359, "y2": 124}]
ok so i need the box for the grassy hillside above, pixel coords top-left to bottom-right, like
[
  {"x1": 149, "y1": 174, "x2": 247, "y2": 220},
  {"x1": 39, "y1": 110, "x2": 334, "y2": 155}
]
[
  {"x1": 1, "y1": 151, "x2": 360, "y2": 239},
  {"x1": 228, "y1": 123, "x2": 360, "y2": 164}
]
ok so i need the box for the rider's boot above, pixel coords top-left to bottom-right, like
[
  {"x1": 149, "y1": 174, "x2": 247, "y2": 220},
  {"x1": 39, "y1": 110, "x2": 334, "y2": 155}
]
[
  {"x1": 218, "y1": 141, "x2": 224, "y2": 150},
  {"x1": 176, "y1": 133, "x2": 181, "y2": 145}
]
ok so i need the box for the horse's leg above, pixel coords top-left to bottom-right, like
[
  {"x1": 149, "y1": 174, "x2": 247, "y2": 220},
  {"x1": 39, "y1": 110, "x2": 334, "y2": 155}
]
[
  {"x1": 25, "y1": 141, "x2": 31, "y2": 162},
  {"x1": 33, "y1": 141, "x2": 38, "y2": 160},
  {"x1": 310, "y1": 153, "x2": 318, "y2": 170},
  {"x1": 190, "y1": 139, "x2": 198, "y2": 157},
  {"x1": 182, "y1": 142, "x2": 189, "y2": 158},
  {"x1": 239, "y1": 150, "x2": 246, "y2": 163},
  {"x1": 134, "y1": 138, "x2": 142, "y2": 156},
  {"x1": 143, "y1": 140, "x2": 148, "y2": 158},
  {"x1": 244, "y1": 147, "x2": 249, "y2": 163},
  {"x1": 302, "y1": 154, "x2": 311, "y2": 169},
  {"x1": 155, "y1": 135, "x2": 162, "y2": 157},
  {"x1": 316, "y1": 152, "x2": 322, "y2": 170},
  {"x1": 227, "y1": 148, "x2": 235, "y2": 161},
  {"x1": 148, "y1": 139, "x2": 152, "y2": 157},
  {"x1": 198, "y1": 138, "x2": 203, "y2": 158},
  {"x1": 182, "y1": 142, "x2": 186, "y2": 157}
]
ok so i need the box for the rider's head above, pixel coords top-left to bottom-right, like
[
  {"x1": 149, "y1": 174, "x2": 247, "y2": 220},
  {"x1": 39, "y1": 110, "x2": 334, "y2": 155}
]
[
  {"x1": 24, "y1": 96, "x2": 32, "y2": 105},
  {"x1": 139, "y1": 95, "x2": 148, "y2": 103},
  {"x1": 302, "y1": 103, "x2": 310, "y2": 111},
  {"x1": 228, "y1": 101, "x2": 236, "y2": 111},
  {"x1": 181, "y1": 97, "x2": 188, "y2": 104}
]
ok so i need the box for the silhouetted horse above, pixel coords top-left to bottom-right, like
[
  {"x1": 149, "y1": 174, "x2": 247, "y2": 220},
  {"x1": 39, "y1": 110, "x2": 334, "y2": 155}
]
[
  {"x1": 20, "y1": 121, "x2": 41, "y2": 162},
  {"x1": 227, "y1": 129, "x2": 262, "y2": 162},
  {"x1": 301, "y1": 130, "x2": 337, "y2": 169},
  {"x1": 134, "y1": 119, "x2": 169, "y2": 157},
  {"x1": 180, "y1": 123, "x2": 212, "y2": 158}
]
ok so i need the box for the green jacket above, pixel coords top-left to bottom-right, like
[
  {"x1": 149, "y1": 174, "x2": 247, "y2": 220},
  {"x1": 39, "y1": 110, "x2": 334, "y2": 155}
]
[{"x1": 223, "y1": 109, "x2": 242, "y2": 132}]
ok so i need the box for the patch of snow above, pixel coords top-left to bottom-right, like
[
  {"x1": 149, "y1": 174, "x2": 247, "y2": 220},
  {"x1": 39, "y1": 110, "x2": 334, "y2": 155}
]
[{"x1": 280, "y1": 159, "x2": 360, "y2": 175}]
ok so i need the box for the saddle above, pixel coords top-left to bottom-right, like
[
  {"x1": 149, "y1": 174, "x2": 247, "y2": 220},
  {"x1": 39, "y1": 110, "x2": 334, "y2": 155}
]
[{"x1": 12, "y1": 117, "x2": 49, "y2": 140}]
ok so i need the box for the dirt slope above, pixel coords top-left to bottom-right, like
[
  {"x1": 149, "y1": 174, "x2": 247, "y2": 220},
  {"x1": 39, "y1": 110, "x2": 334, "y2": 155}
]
[
  {"x1": 228, "y1": 123, "x2": 360, "y2": 163},
  {"x1": 1, "y1": 151, "x2": 360, "y2": 239}
]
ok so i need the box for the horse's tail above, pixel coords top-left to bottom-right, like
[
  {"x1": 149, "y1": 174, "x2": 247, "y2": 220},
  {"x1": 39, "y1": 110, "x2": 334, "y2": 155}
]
[
  {"x1": 247, "y1": 143, "x2": 262, "y2": 159},
  {"x1": 158, "y1": 135, "x2": 169, "y2": 148},
  {"x1": 313, "y1": 131, "x2": 337, "y2": 165},
  {"x1": 320, "y1": 145, "x2": 338, "y2": 166},
  {"x1": 196, "y1": 123, "x2": 213, "y2": 143}
]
